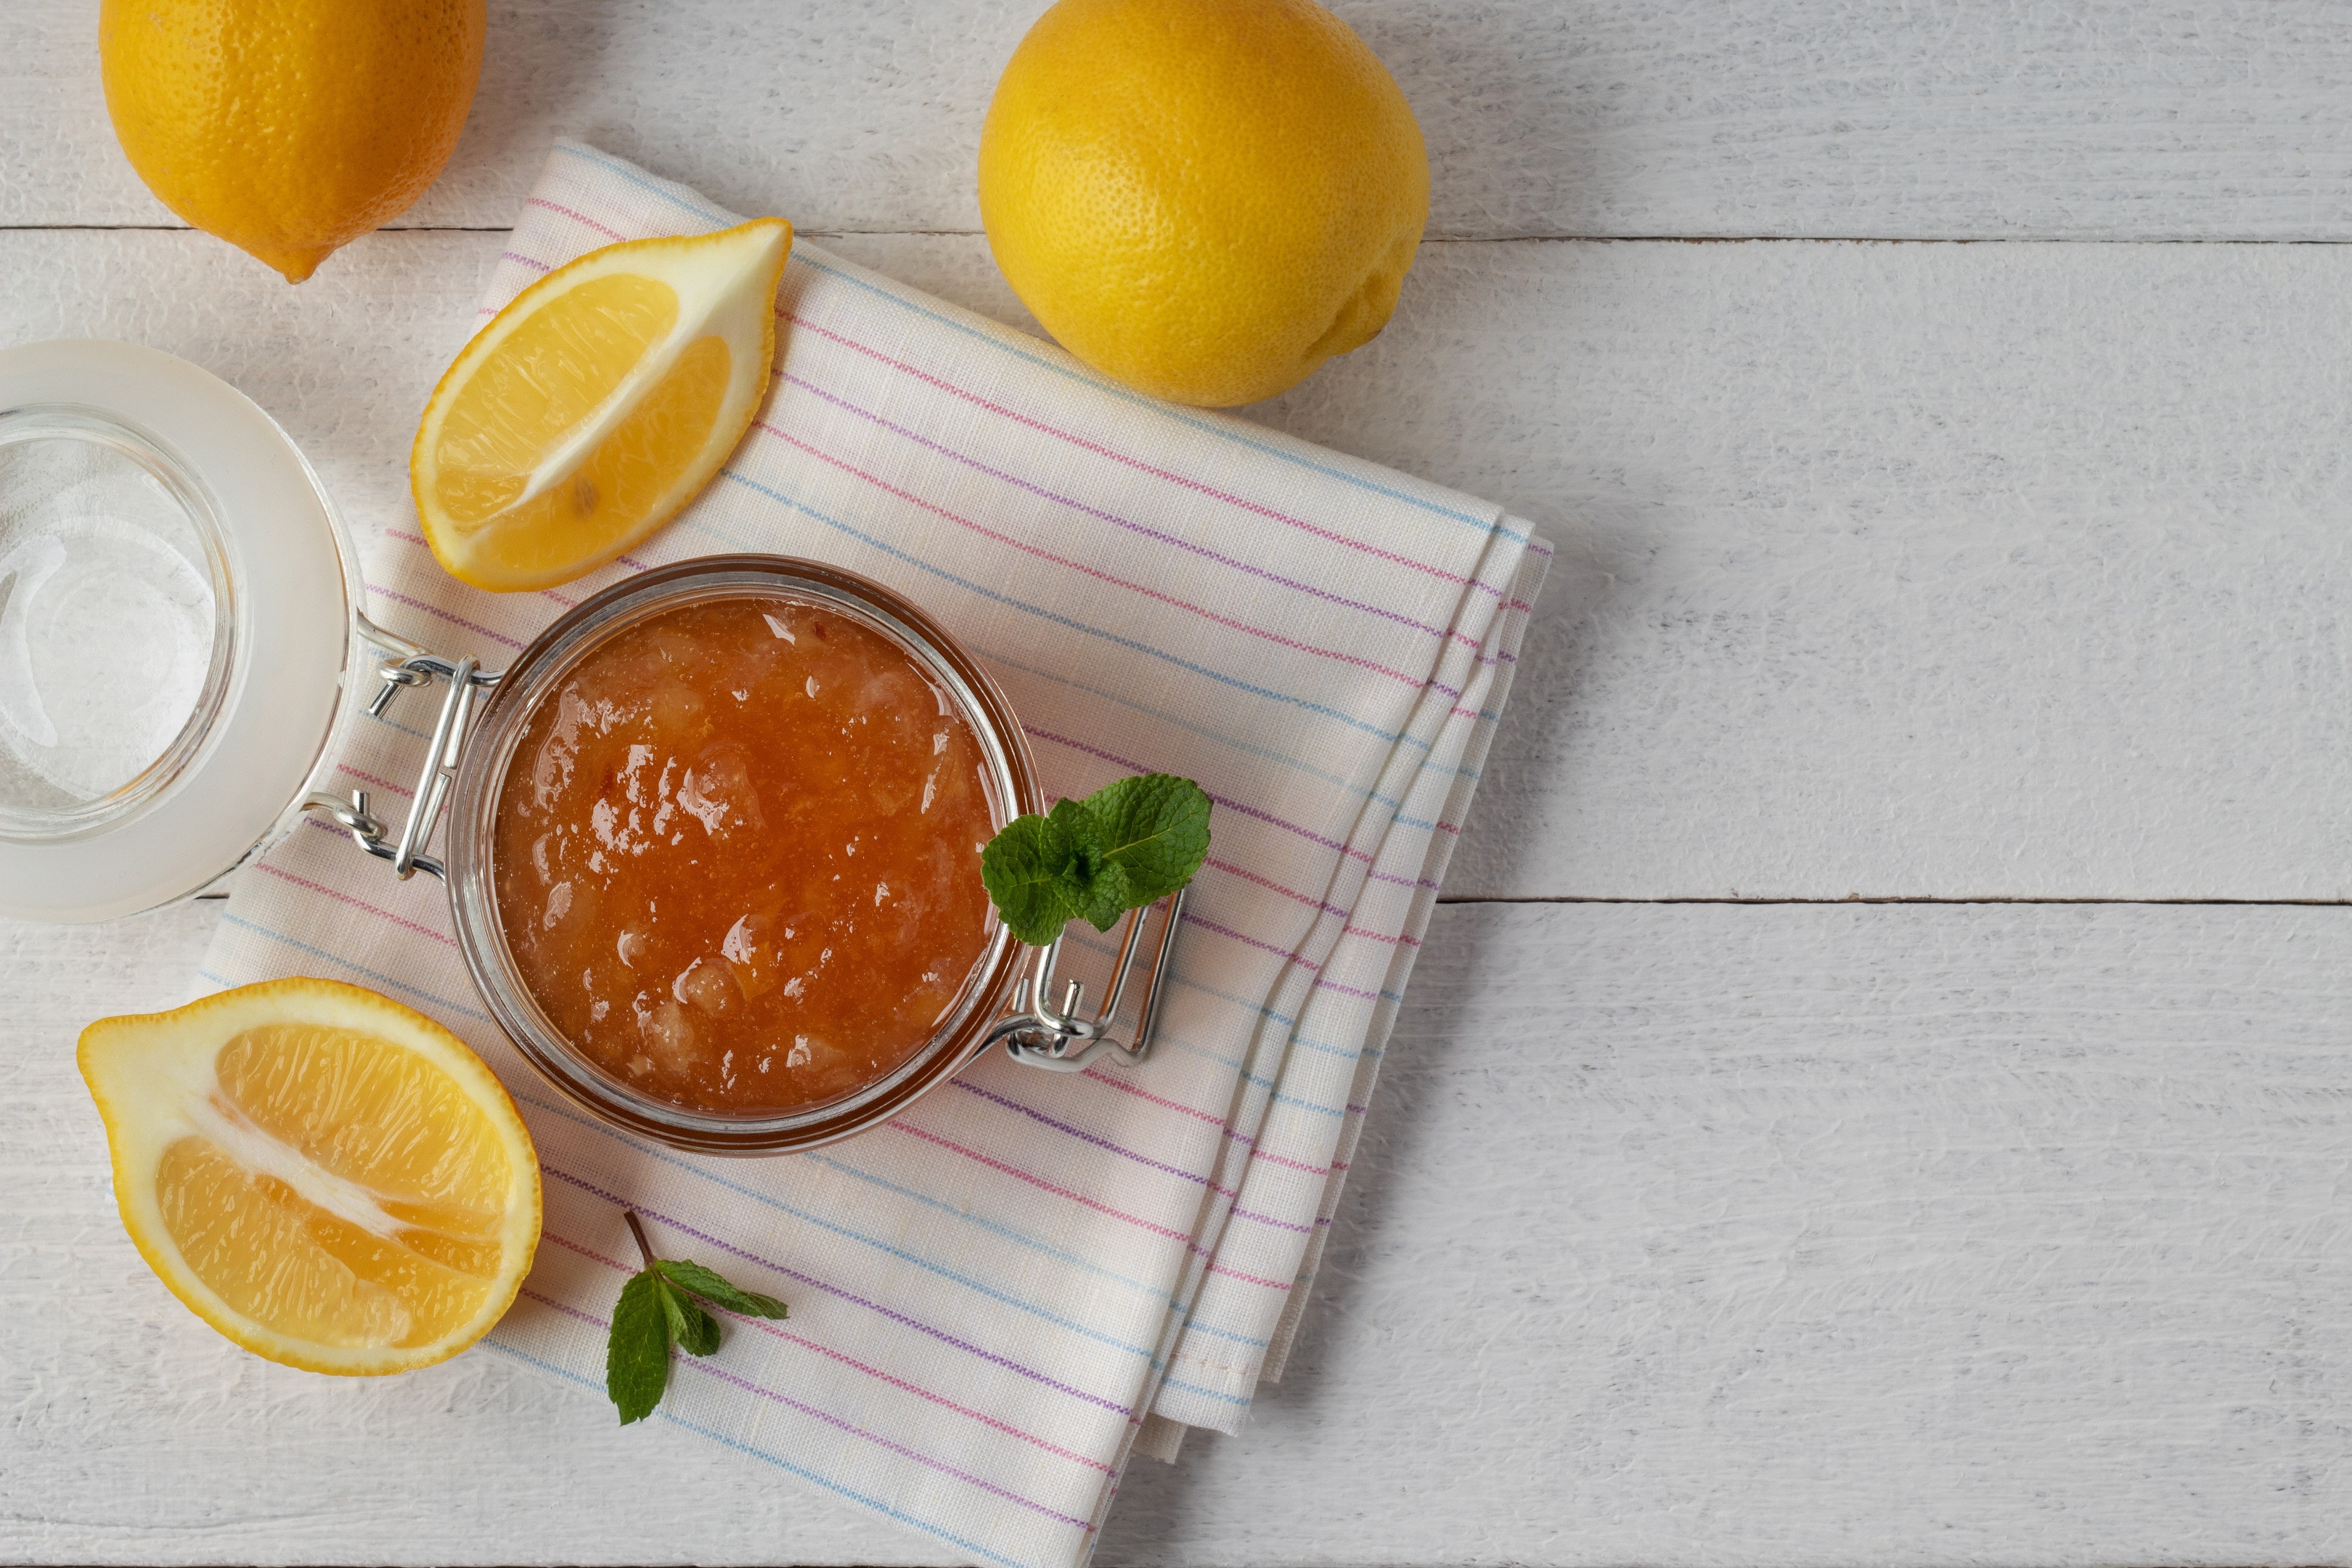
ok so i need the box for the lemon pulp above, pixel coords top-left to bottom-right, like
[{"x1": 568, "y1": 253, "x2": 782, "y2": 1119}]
[{"x1": 80, "y1": 978, "x2": 541, "y2": 1375}]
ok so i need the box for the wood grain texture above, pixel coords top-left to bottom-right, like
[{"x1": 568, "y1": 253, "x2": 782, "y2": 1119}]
[
  {"x1": 11, "y1": 900, "x2": 2352, "y2": 1564},
  {"x1": 7, "y1": 226, "x2": 2348, "y2": 900},
  {"x1": 1274, "y1": 237, "x2": 2352, "y2": 901},
  {"x1": 12, "y1": 1, "x2": 2352, "y2": 241},
  {"x1": 1107, "y1": 900, "x2": 2352, "y2": 1565}
]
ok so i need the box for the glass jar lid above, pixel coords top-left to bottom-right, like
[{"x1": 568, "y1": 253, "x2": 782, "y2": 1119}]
[{"x1": 0, "y1": 340, "x2": 364, "y2": 922}]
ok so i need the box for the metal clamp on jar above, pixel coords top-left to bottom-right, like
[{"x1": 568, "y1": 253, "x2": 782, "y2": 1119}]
[{"x1": 985, "y1": 894, "x2": 1185, "y2": 1073}]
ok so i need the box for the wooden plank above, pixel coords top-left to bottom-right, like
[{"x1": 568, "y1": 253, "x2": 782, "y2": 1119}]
[
  {"x1": 10, "y1": 899, "x2": 2351, "y2": 1564},
  {"x1": 7, "y1": 226, "x2": 2346, "y2": 900},
  {"x1": 1323, "y1": 236, "x2": 2352, "y2": 900},
  {"x1": 1108, "y1": 899, "x2": 2352, "y2": 1564},
  {"x1": 11, "y1": 1, "x2": 2352, "y2": 241}
]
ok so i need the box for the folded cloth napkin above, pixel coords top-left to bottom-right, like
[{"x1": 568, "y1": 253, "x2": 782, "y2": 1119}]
[{"x1": 200, "y1": 142, "x2": 1548, "y2": 1567}]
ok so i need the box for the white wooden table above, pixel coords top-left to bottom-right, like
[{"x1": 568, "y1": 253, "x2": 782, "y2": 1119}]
[{"x1": 8, "y1": 2, "x2": 2352, "y2": 1561}]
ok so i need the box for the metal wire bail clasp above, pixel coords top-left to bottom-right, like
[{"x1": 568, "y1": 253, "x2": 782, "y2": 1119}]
[
  {"x1": 987, "y1": 887, "x2": 1186, "y2": 1072},
  {"x1": 301, "y1": 614, "x2": 502, "y2": 881}
]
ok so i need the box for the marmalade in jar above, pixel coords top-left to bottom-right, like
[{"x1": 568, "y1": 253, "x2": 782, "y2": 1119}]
[{"x1": 491, "y1": 593, "x2": 999, "y2": 1115}]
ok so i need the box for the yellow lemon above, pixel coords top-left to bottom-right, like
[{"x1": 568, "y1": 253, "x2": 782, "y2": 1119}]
[
  {"x1": 78, "y1": 977, "x2": 541, "y2": 1376},
  {"x1": 412, "y1": 219, "x2": 792, "y2": 592},
  {"x1": 979, "y1": 0, "x2": 1429, "y2": 408},
  {"x1": 99, "y1": 0, "x2": 485, "y2": 283}
]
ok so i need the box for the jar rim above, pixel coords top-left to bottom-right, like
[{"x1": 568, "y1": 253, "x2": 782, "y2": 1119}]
[{"x1": 444, "y1": 554, "x2": 1044, "y2": 1156}]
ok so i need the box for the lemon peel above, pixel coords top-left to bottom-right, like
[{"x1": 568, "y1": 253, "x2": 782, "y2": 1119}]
[{"x1": 78, "y1": 977, "x2": 541, "y2": 1376}]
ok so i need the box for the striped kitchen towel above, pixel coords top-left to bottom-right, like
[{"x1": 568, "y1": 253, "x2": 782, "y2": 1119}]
[{"x1": 200, "y1": 141, "x2": 1547, "y2": 1567}]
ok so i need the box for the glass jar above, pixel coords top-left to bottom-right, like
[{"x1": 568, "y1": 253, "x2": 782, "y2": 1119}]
[
  {"x1": 440, "y1": 557, "x2": 1025, "y2": 1152},
  {"x1": 0, "y1": 340, "x2": 385, "y2": 920},
  {"x1": 338, "y1": 554, "x2": 1186, "y2": 1155}
]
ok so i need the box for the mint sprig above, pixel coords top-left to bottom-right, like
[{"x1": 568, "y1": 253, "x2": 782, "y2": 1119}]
[
  {"x1": 980, "y1": 773, "x2": 1211, "y2": 946},
  {"x1": 606, "y1": 1211, "x2": 787, "y2": 1425}
]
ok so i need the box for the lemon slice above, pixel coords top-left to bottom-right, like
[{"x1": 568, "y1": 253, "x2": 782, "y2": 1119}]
[
  {"x1": 78, "y1": 977, "x2": 542, "y2": 1376},
  {"x1": 412, "y1": 219, "x2": 793, "y2": 592}
]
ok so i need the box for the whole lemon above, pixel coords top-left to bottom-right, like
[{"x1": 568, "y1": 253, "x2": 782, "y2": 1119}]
[
  {"x1": 99, "y1": 0, "x2": 485, "y2": 283},
  {"x1": 979, "y1": 0, "x2": 1429, "y2": 408}
]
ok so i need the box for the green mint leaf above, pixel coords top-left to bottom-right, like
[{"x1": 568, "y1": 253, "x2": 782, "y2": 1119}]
[
  {"x1": 605, "y1": 1269, "x2": 672, "y2": 1425},
  {"x1": 659, "y1": 1276, "x2": 722, "y2": 1357},
  {"x1": 1066, "y1": 858, "x2": 1135, "y2": 932},
  {"x1": 655, "y1": 1258, "x2": 790, "y2": 1320},
  {"x1": 1048, "y1": 796, "x2": 1133, "y2": 930},
  {"x1": 1085, "y1": 774, "x2": 1212, "y2": 907},
  {"x1": 980, "y1": 801, "x2": 1090, "y2": 944},
  {"x1": 1042, "y1": 796, "x2": 1109, "y2": 893},
  {"x1": 980, "y1": 775, "x2": 1212, "y2": 944}
]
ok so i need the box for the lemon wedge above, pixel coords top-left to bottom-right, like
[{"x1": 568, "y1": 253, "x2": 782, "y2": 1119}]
[
  {"x1": 78, "y1": 978, "x2": 541, "y2": 1376},
  {"x1": 412, "y1": 219, "x2": 793, "y2": 592}
]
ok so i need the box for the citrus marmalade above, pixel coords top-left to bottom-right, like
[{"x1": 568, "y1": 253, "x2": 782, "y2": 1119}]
[{"x1": 491, "y1": 594, "x2": 997, "y2": 1115}]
